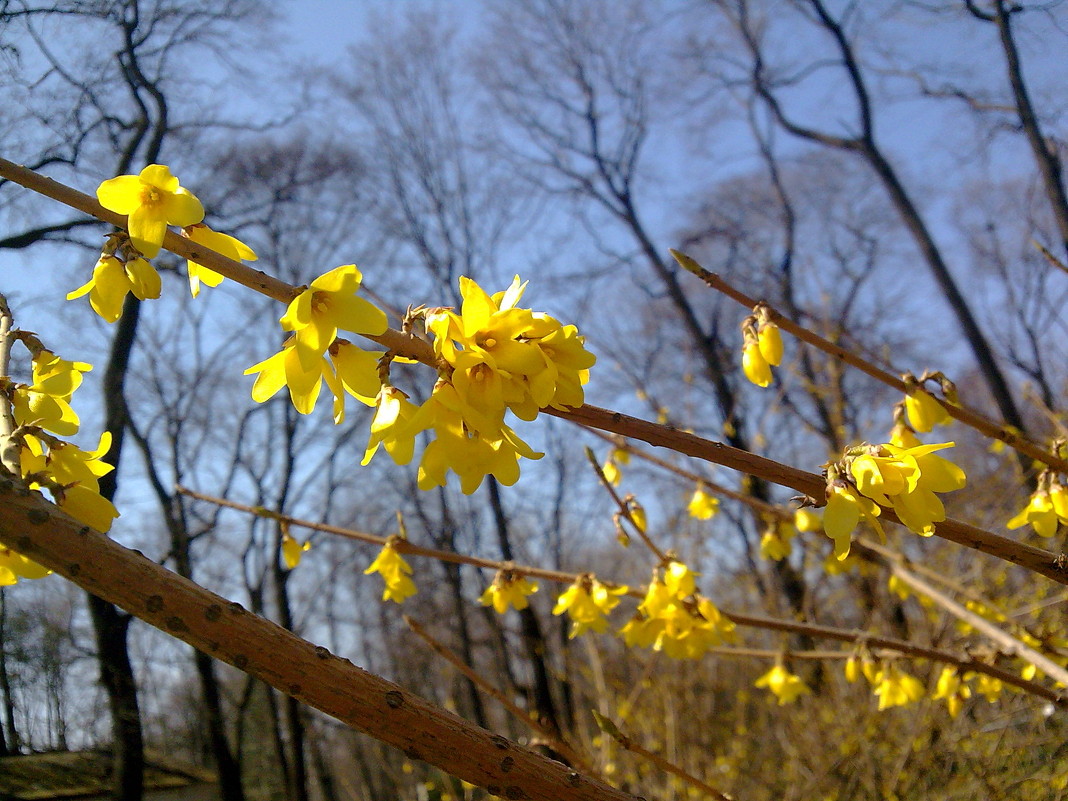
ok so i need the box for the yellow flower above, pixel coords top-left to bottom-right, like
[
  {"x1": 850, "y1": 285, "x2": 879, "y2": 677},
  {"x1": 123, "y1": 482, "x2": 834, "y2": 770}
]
[
  {"x1": 602, "y1": 459, "x2": 622, "y2": 486},
  {"x1": 970, "y1": 673, "x2": 1003, "y2": 703},
  {"x1": 362, "y1": 386, "x2": 420, "y2": 466},
  {"x1": 904, "y1": 387, "x2": 950, "y2": 433},
  {"x1": 427, "y1": 275, "x2": 595, "y2": 418},
  {"x1": 848, "y1": 441, "x2": 965, "y2": 536},
  {"x1": 1051, "y1": 482, "x2": 1068, "y2": 523},
  {"x1": 282, "y1": 532, "x2": 311, "y2": 570},
  {"x1": 0, "y1": 546, "x2": 51, "y2": 586},
  {"x1": 97, "y1": 164, "x2": 204, "y2": 257},
  {"x1": 687, "y1": 486, "x2": 720, "y2": 520},
  {"x1": 872, "y1": 664, "x2": 924, "y2": 710},
  {"x1": 757, "y1": 322, "x2": 783, "y2": 366},
  {"x1": 760, "y1": 527, "x2": 792, "y2": 561},
  {"x1": 480, "y1": 571, "x2": 538, "y2": 614},
  {"x1": 184, "y1": 223, "x2": 257, "y2": 297},
  {"x1": 29, "y1": 349, "x2": 91, "y2": 399},
  {"x1": 411, "y1": 381, "x2": 542, "y2": 495},
  {"x1": 628, "y1": 498, "x2": 647, "y2": 533},
  {"x1": 280, "y1": 265, "x2": 388, "y2": 371},
  {"x1": 67, "y1": 254, "x2": 161, "y2": 322},
  {"x1": 794, "y1": 507, "x2": 822, "y2": 532},
  {"x1": 931, "y1": 666, "x2": 970, "y2": 718},
  {"x1": 823, "y1": 476, "x2": 883, "y2": 560},
  {"x1": 742, "y1": 340, "x2": 772, "y2": 388},
  {"x1": 19, "y1": 433, "x2": 120, "y2": 533},
  {"x1": 552, "y1": 574, "x2": 627, "y2": 638},
  {"x1": 1008, "y1": 490, "x2": 1059, "y2": 538},
  {"x1": 364, "y1": 544, "x2": 417, "y2": 603},
  {"x1": 244, "y1": 338, "x2": 332, "y2": 416},
  {"x1": 755, "y1": 665, "x2": 810, "y2": 705}
]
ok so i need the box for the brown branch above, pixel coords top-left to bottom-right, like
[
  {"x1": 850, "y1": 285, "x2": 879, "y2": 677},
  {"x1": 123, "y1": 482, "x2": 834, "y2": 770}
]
[
  {"x1": 670, "y1": 249, "x2": 1068, "y2": 474},
  {"x1": 3, "y1": 159, "x2": 1066, "y2": 584},
  {"x1": 0, "y1": 477, "x2": 642, "y2": 801}
]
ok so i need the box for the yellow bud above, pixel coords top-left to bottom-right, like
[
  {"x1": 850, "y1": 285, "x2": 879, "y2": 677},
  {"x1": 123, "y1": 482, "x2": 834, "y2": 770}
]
[
  {"x1": 845, "y1": 656, "x2": 860, "y2": 683},
  {"x1": 742, "y1": 341, "x2": 772, "y2": 388},
  {"x1": 904, "y1": 388, "x2": 950, "y2": 433},
  {"x1": 757, "y1": 322, "x2": 783, "y2": 366}
]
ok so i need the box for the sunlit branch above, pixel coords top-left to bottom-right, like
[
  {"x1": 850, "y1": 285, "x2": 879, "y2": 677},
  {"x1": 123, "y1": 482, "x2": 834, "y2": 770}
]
[
  {"x1": 670, "y1": 249, "x2": 1068, "y2": 474},
  {"x1": 0, "y1": 477, "x2": 639, "y2": 801},
  {"x1": 2, "y1": 158, "x2": 1065, "y2": 585}
]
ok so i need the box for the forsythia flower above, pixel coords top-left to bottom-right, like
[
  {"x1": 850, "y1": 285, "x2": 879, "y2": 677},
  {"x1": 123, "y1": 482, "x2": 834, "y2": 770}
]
[
  {"x1": 824, "y1": 474, "x2": 883, "y2": 560},
  {"x1": 410, "y1": 380, "x2": 542, "y2": 495},
  {"x1": 184, "y1": 223, "x2": 257, "y2": 297},
  {"x1": 794, "y1": 507, "x2": 822, "y2": 532},
  {"x1": 553, "y1": 574, "x2": 628, "y2": 638},
  {"x1": 1007, "y1": 489, "x2": 1063, "y2": 538},
  {"x1": 362, "y1": 386, "x2": 420, "y2": 466},
  {"x1": 742, "y1": 340, "x2": 772, "y2": 388},
  {"x1": 621, "y1": 561, "x2": 735, "y2": 659},
  {"x1": 755, "y1": 664, "x2": 810, "y2": 705},
  {"x1": 823, "y1": 439, "x2": 966, "y2": 555},
  {"x1": 904, "y1": 386, "x2": 950, "y2": 433},
  {"x1": 757, "y1": 322, "x2": 783, "y2": 366},
  {"x1": 427, "y1": 275, "x2": 596, "y2": 420},
  {"x1": 20, "y1": 433, "x2": 119, "y2": 534},
  {"x1": 282, "y1": 532, "x2": 311, "y2": 570},
  {"x1": 760, "y1": 523, "x2": 793, "y2": 561},
  {"x1": 872, "y1": 664, "x2": 925, "y2": 710},
  {"x1": 971, "y1": 673, "x2": 1003, "y2": 703},
  {"x1": 12, "y1": 349, "x2": 93, "y2": 436},
  {"x1": 364, "y1": 543, "x2": 417, "y2": 603},
  {"x1": 931, "y1": 666, "x2": 970, "y2": 718},
  {"x1": 67, "y1": 255, "x2": 162, "y2": 323},
  {"x1": 97, "y1": 164, "x2": 204, "y2": 257},
  {"x1": 0, "y1": 546, "x2": 51, "y2": 586},
  {"x1": 480, "y1": 570, "x2": 539, "y2": 614},
  {"x1": 280, "y1": 265, "x2": 388, "y2": 371},
  {"x1": 687, "y1": 485, "x2": 720, "y2": 520},
  {"x1": 245, "y1": 337, "x2": 337, "y2": 416}
]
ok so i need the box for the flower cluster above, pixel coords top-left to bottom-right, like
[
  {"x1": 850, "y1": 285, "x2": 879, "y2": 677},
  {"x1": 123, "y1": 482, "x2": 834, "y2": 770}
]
[
  {"x1": 822, "y1": 430, "x2": 966, "y2": 559},
  {"x1": 1008, "y1": 470, "x2": 1068, "y2": 539},
  {"x1": 69, "y1": 165, "x2": 256, "y2": 322},
  {"x1": 480, "y1": 569, "x2": 539, "y2": 614},
  {"x1": 5, "y1": 341, "x2": 119, "y2": 555},
  {"x1": 245, "y1": 265, "x2": 386, "y2": 421},
  {"x1": 619, "y1": 560, "x2": 737, "y2": 659},
  {"x1": 20, "y1": 432, "x2": 119, "y2": 536},
  {"x1": 553, "y1": 574, "x2": 628, "y2": 638},
  {"x1": 740, "y1": 303, "x2": 783, "y2": 388},
  {"x1": 846, "y1": 654, "x2": 925, "y2": 711}
]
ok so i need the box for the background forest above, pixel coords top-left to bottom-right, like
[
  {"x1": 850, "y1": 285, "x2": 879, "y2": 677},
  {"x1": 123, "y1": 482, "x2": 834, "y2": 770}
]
[{"x1": 2, "y1": 1, "x2": 1068, "y2": 799}]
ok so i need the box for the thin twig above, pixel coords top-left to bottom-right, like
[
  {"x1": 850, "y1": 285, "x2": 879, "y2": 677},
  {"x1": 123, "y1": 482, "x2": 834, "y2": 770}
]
[
  {"x1": 670, "y1": 249, "x2": 1068, "y2": 474},
  {"x1": 177, "y1": 486, "x2": 1067, "y2": 706},
  {"x1": 591, "y1": 710, "x2": 733, "y2": 801}
]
